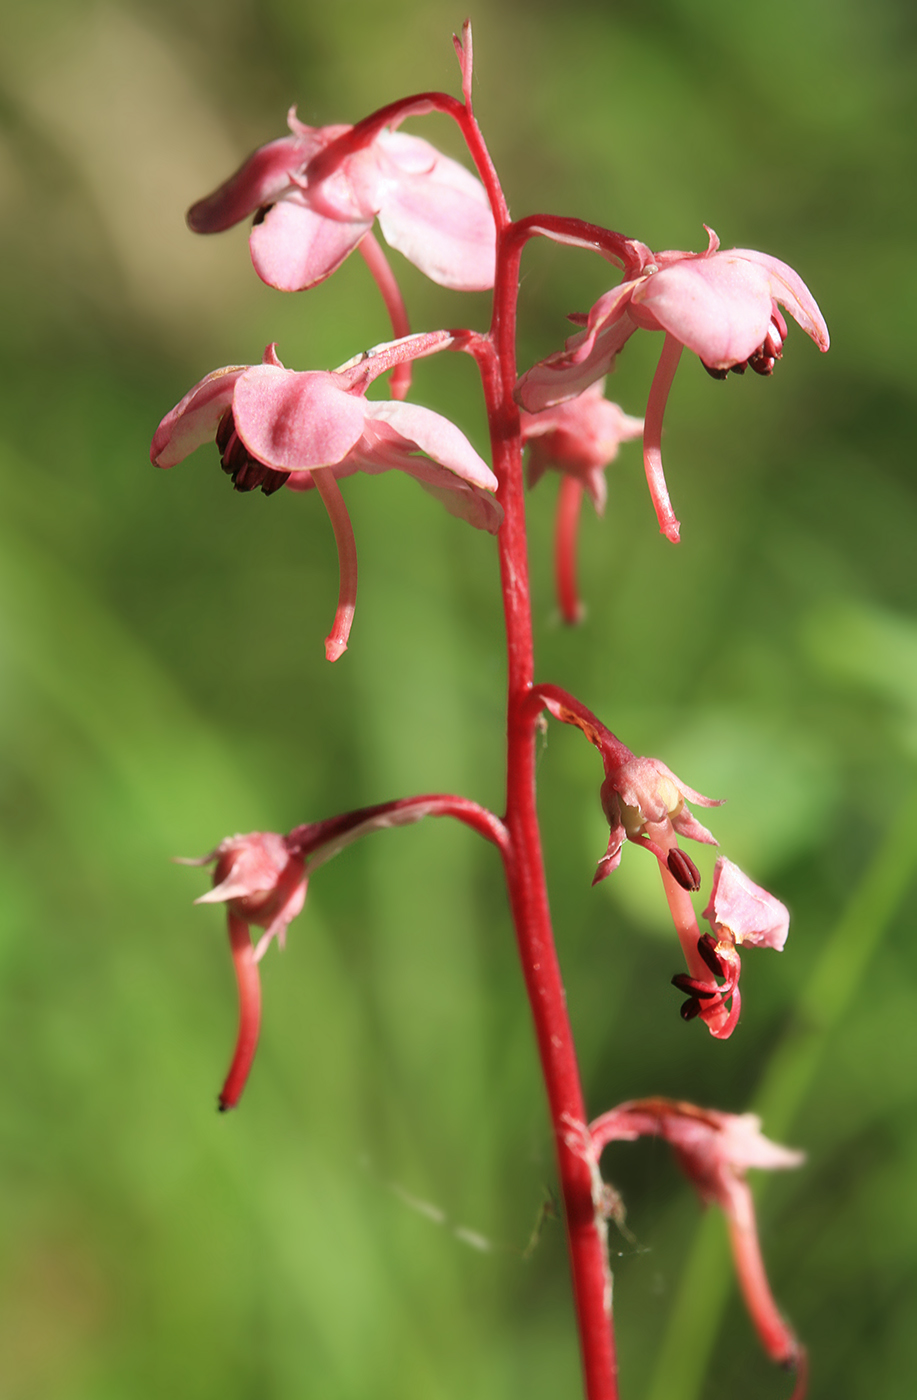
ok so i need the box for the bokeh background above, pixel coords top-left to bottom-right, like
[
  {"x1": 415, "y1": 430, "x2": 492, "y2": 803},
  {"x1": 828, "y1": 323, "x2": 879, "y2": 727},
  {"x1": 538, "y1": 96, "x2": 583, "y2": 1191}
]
[{"x1": 1, "y1": 0, "x2": 915, "y2": 1396}]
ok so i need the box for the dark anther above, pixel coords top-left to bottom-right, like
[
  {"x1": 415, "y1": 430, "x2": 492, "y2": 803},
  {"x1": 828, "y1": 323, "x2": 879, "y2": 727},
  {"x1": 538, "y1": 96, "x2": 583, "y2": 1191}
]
[
  {"x1": 667, "y1": 848, "x2": 701, "y2": 891},
  {"x1": 697, "y1": 932, "x2": 726, "y2": 978},
  {"x1": 728, "y1": 360, "x2": 746, "y2": 375},
  {"x1": 672, "y1": 972, "x2": 716, "y2": 998},
  {"x1": 679, "y1": 997, "x2": 702, "y2": 1021},
  {"x1": 216, "y1": 408, "x2": 288, "y2": 495},
  {"x1": 701, "y1": 361, "x2": 728, "y2": 380}
]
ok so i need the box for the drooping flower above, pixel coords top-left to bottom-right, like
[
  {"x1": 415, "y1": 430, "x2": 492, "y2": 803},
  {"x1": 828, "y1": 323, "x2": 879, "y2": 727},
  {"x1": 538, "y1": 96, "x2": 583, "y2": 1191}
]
[
  {"x1": 151, "y1": 337, "x2": 501, "y2": 660},
  {"x1": 590, "y1": 1099, "x2": 806, "y2": 1386},
  {"x1": 516, "y1": 227, "x2": 829, "y2": 542},
  {"x1": 179, "y1": 831, "x2": 307, "y2": 1110},
  {"x1": 520, "y1": 382, "x2": 643, "y2": 623},
  {"x1": 186, "y1": 108, "x2": 497, "y2": 294},
  {"x1": 521, "y1": 381, "x2": 644, "y2": 514}
]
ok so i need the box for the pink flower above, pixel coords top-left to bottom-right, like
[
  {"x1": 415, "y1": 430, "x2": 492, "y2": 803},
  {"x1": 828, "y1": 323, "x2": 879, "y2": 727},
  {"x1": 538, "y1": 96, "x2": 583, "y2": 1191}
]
[
  {"x1": 187, "y1": 108, "x2": 497, "y2": 293},
  {"x1": 516, "y1": 227, "x2": 829, "y2": 542},
  {"x1": 595, "y1": 753, "x2": 721, "y2": 887},
  {"x1": 180, "y1": 831, "x2": 307, "y2": 1110},
  {"x1": 151, "y1": 337, "x2": 501, "y2": 660},
  {"x1": 590, "y1": 1098, "x2": 806, "y2": 1381},
  {"x1": 520, "y1": 381, "x2": 643, "y2": 514},
  {"x1": 520, "y1": 382, "x2": 643, "y2": 623}
]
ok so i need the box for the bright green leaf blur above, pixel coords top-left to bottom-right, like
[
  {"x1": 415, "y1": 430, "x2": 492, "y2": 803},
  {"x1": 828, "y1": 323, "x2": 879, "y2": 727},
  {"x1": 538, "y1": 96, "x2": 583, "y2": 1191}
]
[{"x1": 1, "y1": 2, "x2": 914, "y2": 1398}]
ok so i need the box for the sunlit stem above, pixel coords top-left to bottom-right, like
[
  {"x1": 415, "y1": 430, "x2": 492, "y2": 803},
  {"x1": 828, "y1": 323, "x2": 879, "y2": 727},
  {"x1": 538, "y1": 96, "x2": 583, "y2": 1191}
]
[
  {"x1": 219, "y1": 912, "x2": 262, "y2": 1111},
  {"x1": 313, "y1": 471, "x2": 358, "y2": 663},
  {"x1": 358, "y1": 233, "x2": 412, "y2": 400},
  {"x1": 555, "y1": 475, "x2": 586, "y2": 625},
  {"x1": 644, "y1": 333, "x2": 684, "y2": 543}
]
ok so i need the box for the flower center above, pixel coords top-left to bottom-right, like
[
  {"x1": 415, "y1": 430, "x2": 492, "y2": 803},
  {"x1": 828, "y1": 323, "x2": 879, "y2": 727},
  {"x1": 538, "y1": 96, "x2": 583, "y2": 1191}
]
[{"x1": 216, "y1": 409, "x2": 288, "y2": 495}]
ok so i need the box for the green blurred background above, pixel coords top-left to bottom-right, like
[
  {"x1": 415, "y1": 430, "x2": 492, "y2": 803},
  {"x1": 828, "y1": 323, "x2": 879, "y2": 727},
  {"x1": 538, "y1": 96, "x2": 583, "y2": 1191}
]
[{"x1": 1, "y1": 0, "x2": 915, "y2": 1396}]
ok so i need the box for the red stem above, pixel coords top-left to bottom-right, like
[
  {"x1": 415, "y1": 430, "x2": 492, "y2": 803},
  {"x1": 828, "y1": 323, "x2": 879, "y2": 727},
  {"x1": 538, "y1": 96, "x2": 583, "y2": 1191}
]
[
  {"x1": 472, "y1": 170, "x2": 619, "y2": 1398},
  {"x1": 555, "y1": 475, "x2": 586, "y2": 624},
  {"x1": 219, "y1": 912, "x2": 262, "y2": 1111}
]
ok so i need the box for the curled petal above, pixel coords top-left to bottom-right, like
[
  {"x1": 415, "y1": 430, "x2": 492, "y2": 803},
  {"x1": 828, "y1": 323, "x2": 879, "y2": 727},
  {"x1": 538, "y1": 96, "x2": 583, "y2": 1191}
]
[
  {"x1": 151, "y1": 365, "x2": 247, "y2": 469},
  {"x1": 362, "y1": 400, "x2": 497, "y2": 492},
  {"x1": 732, "y1": 248, "x2": 830, "y2": 351},
  {"x1": 187, "y1": 134, "x2": 311, "y2": 233}
]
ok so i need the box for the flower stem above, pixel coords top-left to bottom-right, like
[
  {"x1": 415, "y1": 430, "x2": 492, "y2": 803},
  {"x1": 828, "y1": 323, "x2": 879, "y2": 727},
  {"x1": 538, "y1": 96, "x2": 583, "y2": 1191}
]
[{"x1": 477, "y1": 192, "x2": 619, "y2": 1395}]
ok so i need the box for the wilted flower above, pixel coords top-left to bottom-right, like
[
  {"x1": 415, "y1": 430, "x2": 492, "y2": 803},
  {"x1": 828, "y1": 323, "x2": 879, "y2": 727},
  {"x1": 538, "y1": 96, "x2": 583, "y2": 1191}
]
[
  {"x1": 180, "y1": 831, "x2": 307, "y2": 1110},
  {"x1": 590, "y1": 1098, "x2": 806, "y2": 1382}
]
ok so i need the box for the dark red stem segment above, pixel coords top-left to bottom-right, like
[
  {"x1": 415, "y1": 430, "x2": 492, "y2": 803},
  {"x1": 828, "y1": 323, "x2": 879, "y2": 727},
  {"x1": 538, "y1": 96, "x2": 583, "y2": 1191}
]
[
  {"x1": 556, "y1": 475, "x2": 586, "y2": 624},
  {"x1": 219, "y1": 912, "x2": 262, "y2": 1111}
]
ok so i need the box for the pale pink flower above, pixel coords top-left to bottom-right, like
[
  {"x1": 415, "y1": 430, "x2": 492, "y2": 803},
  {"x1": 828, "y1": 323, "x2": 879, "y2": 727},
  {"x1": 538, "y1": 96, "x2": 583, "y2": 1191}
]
[
  {"x1": 516, "y1": 227, "x2": 829, "y2": 542},
  {"x1": 520, "y1": 382, "x2": 644, "y2": 623},
  {"x1": 187, "y1": 109, "x2": 496, "y2": 293},
  {"x1": 590, "y1": 1098, "x2": 806, "y2": 1380},
  {"x1": 520, "y1": 381, "x2": 643, "y2": 514},
  {"x1": 151, "y1": 338, "x2": 500, "y2": 660},
  {"x1": 180, "y1": 831, "x2": 307, "y2": 1110}
]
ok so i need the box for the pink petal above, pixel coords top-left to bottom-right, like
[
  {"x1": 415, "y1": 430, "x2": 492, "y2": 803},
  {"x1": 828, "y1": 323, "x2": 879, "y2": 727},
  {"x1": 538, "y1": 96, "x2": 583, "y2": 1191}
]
[
  {"x1": 375, "y1": 130, "x2": 496, "y2": 291},
  {"x1": 732, "y1": 248, "x2": 830, "y2": 350},
  {"x1": 362, "y1": 400, "x2": 497, "y2": 491},
  {"x1": 186, "y1": 135, "x2": 308, "y2": 233},
  {"x1": 250, "y1": 198, "x2": 372, "y2": 291},
  {"x1": 232, "y1": 367, "x2": 366, "y2": 470},
  {"x1": 515, "y1": 283, "x2": 639, "y2": 411},
  {"x1": 151, "y1": 365, "x2": 247, "y2": 468},
  {"x1": 631, "y1": 253, "x2": 775, "y2": 368},
  {"x1": 704, "y1": 857, "x2": 790, "y2": 951}
]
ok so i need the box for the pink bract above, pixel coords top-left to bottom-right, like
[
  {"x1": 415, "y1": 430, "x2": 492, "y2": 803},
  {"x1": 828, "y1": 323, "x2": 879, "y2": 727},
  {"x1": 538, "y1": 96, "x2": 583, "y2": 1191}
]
[{"x1": 187, "y1": 110, "x2": 497, "y2": 293}]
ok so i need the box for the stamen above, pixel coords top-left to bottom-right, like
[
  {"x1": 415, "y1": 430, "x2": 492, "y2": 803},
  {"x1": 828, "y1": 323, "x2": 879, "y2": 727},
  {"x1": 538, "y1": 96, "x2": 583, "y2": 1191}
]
[{"x1": 667, "y1": 847, "x2": 701, "y2": 891}]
